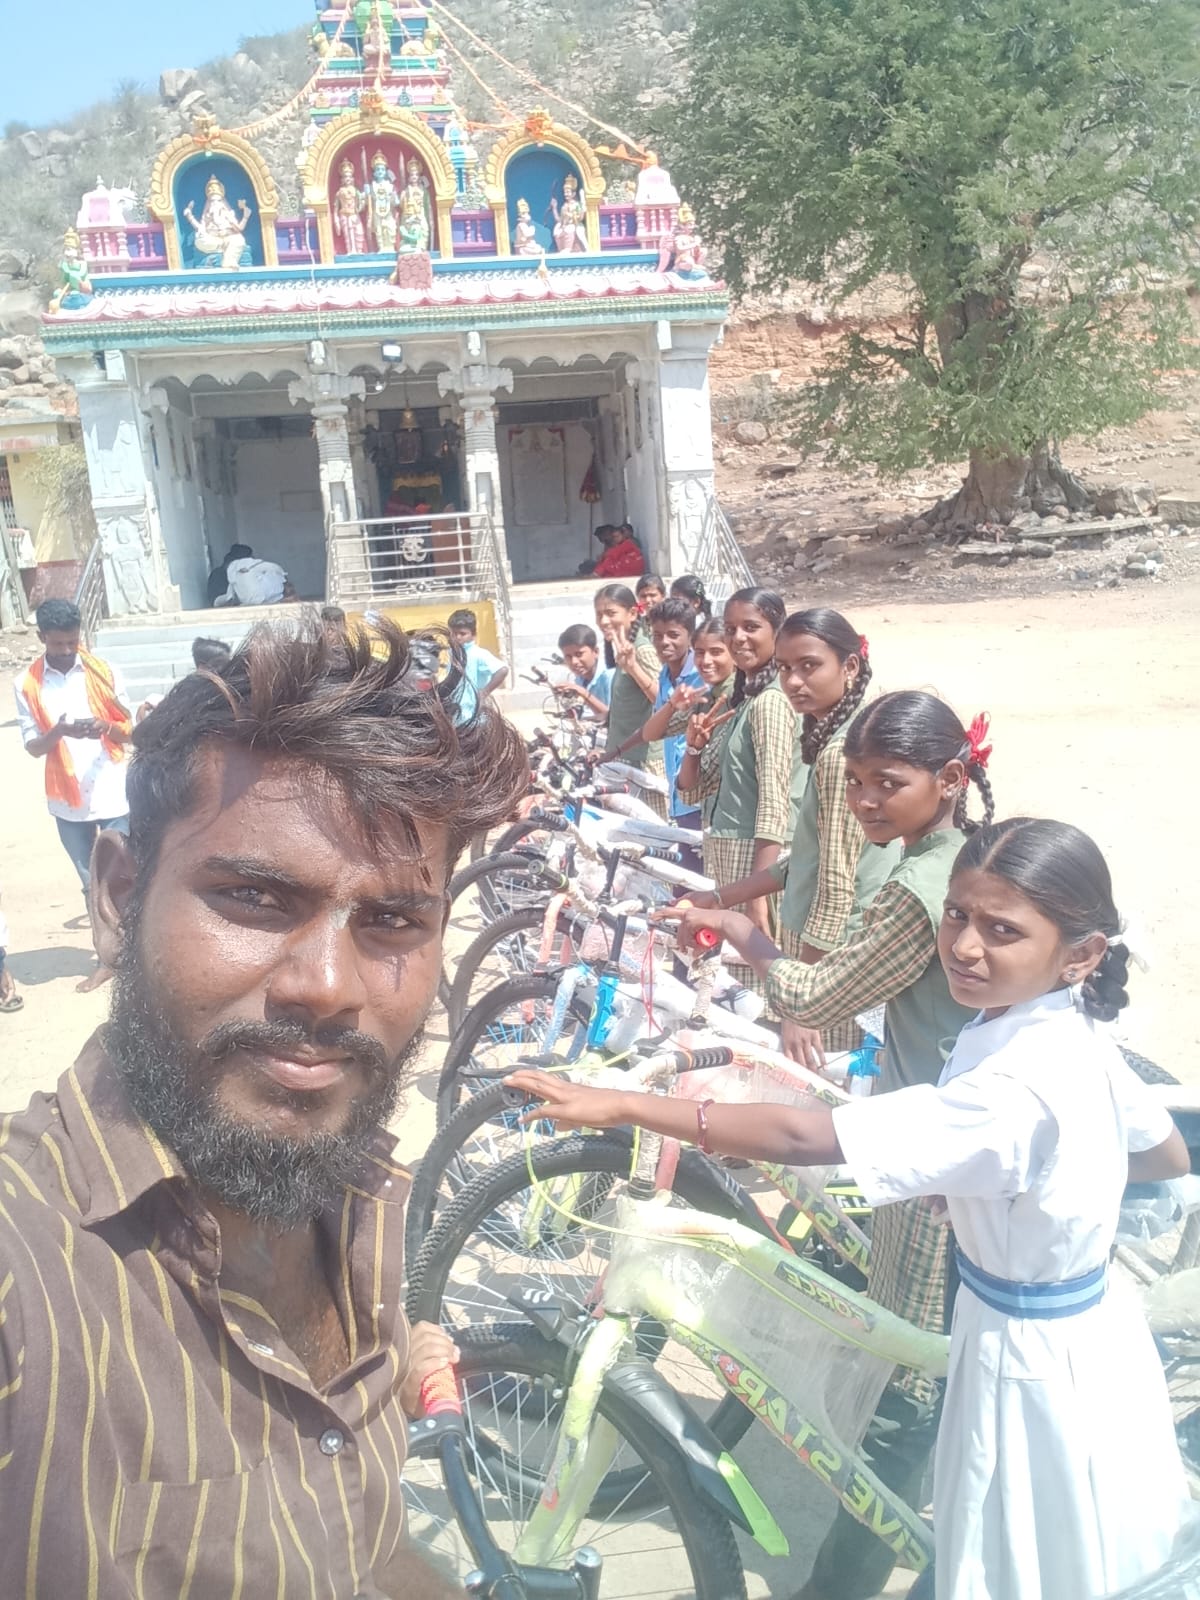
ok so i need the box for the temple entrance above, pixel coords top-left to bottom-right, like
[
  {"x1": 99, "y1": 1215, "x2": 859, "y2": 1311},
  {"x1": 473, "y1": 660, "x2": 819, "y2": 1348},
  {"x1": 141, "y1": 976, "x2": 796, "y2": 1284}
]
[
  {"x1": 496, "y1": 398, "x2": 622, "y2": 583},
  {"x1": 144, "y1": 374, "x2": 324, "y2": 609}
]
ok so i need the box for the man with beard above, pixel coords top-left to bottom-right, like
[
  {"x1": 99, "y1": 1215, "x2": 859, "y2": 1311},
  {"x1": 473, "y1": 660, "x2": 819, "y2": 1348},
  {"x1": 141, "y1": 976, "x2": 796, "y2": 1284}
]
[{"x1": 0, "y1": 619, "x2": 526, "y2": 1596}]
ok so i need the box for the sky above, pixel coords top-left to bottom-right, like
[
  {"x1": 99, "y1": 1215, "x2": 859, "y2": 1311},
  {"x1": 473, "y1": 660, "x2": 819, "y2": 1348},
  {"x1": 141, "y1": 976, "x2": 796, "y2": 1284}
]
[{"x1": 1, "y1": 1, "x2": 306, "y2": 128}]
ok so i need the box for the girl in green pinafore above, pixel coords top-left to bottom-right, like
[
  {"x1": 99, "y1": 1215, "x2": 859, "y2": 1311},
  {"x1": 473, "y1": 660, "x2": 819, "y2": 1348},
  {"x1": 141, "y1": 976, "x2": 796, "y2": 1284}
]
[
  {"x1": 594, "y1": 582, "x2": 668, "y2": 819},
  {"x1": 693, "y1": 609, "x2": 900, "y2": 1060},
  {"x1": 675, "y1": 589, "x2": 799, "y2": 986},
  {"x1": 667, "y1": 690, "x2": 998, "y2": 1600}
]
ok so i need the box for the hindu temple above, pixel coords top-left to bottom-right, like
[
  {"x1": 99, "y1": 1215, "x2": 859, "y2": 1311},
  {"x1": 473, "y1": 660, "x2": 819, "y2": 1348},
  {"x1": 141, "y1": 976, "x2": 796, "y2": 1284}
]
[{"x1": 40, "y1": 0, "x2": 734, "y2": 693}]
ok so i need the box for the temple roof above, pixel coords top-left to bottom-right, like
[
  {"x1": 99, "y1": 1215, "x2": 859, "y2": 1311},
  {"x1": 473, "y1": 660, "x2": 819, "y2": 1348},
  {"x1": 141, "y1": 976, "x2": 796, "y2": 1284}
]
[{"x1": 41, "y1": 259, "x2": 726, "y2": 352}]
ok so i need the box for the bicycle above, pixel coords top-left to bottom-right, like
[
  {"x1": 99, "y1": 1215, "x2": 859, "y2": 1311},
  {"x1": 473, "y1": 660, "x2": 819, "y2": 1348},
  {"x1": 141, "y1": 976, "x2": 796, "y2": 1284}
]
[{"x1": 406, "y1": 1042, "x2": 947, "y2": 1597}]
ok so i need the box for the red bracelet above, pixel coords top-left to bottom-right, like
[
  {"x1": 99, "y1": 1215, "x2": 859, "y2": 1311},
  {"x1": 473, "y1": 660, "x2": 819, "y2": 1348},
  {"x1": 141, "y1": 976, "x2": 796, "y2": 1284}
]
[{"x1": 695, "y1": 1098, "x2": 716, "y2": 1153}]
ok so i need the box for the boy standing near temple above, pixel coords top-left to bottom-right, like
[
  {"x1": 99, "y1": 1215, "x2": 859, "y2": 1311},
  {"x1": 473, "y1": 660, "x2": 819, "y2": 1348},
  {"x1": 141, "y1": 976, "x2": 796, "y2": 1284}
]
[
  {"x1": 448, "y1": 608, "x2": 509, "y2": 713},
  {"x1": 14, "y1": 598, "x2": 132, "y2": 989}
]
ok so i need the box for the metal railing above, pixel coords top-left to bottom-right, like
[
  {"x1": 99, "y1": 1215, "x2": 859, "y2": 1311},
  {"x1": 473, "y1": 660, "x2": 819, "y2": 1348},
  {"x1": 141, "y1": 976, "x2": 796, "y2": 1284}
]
[
  {"x1": 326, "y1": 509, "x2": 513, "y2": 661},
  {"x1": 694, "y1": 489, "x2": 755, "y2": 611},
  {"x1": 75, "y1": 540, "x2": 107, "y2": 648}
]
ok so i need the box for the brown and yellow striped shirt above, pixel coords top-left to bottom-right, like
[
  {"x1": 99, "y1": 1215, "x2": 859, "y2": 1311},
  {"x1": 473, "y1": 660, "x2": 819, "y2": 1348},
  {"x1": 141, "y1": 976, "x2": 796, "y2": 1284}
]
[{"x1": 0, "y1": 1038, "x2": 417, "y2": 1599}]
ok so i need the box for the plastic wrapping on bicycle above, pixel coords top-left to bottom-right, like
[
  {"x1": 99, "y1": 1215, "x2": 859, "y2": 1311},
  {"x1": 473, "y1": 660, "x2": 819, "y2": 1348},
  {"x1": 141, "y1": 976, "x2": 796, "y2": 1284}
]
[{"x1": 587, "y1": 781, "x2": 632, "y2": 797}]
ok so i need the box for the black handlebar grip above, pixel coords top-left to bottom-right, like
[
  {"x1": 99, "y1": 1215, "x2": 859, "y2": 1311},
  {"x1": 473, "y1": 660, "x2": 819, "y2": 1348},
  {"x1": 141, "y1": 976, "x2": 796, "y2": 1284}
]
[
  {"x1": 683, "y1": 1046, "x2": 735, "y2": 1072},
  {"x1": 642, "y1": 845, "x2": 682, "y2": 863}
]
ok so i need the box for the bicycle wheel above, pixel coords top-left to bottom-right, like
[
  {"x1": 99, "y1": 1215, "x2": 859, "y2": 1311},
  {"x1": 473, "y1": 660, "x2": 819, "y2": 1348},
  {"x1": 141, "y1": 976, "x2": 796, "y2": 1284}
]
[
  {"x1": 407, "y1": 1135, "x2": 764, "y2": 1461},
  {"x1": 436, "y1": 973, "x2": 594, "y2": 1129},
  {"x1": 442, "y1": 852, "x2": 566, "y2": 1004},
  {"x1": 447, "y1": 904, "x2": 618, "y2": 1039},
  {"x1": 408, "y1": 1080, "x2": 579, "y2": 1267},
  {"x1": 403, "y1": 1322, "x2": 746, "y2": 1599}
]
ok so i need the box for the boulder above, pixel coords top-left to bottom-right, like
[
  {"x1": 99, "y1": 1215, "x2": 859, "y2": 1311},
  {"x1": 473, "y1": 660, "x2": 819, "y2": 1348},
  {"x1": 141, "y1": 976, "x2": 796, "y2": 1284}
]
[
  {"x1": 17, "y1": 131, "x2": 45, "y2": 161},
  {"x1": 1032, "y1": 483, "x2": 1067, "y2": 515},
  {"x1": 1008, "y1": 511, "x2": 1045, "y2": 536},
  {"x1": 821, "y1": 535, "x2": 853, "y2": 556},
  {"x1": 44, "y1": 129, "x2": 76, "y2": 151},
  {"x1": 1021, "y1": 541, "x2": 1056, "y2": 559},
  {"x1": 0, "y1": 250, "x2": 28, "y2": 278},
  {"x1": 1156, "y1": 495, "x2": 1200, "y2": 527},
  {"x1": 876, "y1": 516, "x2": 907, "y2": 539},
  {"x1": 47, "y1": 155, "x2": 70, "y2": 180},
  {"x1": 0, "y1": 338, "x2": 27, "y2": 369},
  {"x1": 160, "y1": 67, "x2": 200, "y2": 105},
  {"x1": 1095, "y1": 480, "x2": 1156, "y2": 517},
  {"x1": 179, "y1": 89, "x2": 210, "y2": 120},
  {"x1": 732, "y1": 420, "x2": 769, "y2": 447}
]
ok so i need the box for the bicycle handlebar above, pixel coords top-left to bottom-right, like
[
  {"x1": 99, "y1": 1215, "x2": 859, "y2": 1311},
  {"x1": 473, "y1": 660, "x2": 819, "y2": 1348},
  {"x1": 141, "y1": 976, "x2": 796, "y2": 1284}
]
[{"x1": 420, "y1": 1365, "x2": 462, "y2": 1418}]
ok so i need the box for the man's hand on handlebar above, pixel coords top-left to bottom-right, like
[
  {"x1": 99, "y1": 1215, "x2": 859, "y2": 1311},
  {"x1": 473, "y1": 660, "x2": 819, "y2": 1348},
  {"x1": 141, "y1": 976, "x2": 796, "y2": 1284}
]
[
  {"x1": 400, "y1": 1321, "x2": 460, "y2": 1416},
  {"x1": 653, "y1": 903, "x2": 727, "y2": 949}
]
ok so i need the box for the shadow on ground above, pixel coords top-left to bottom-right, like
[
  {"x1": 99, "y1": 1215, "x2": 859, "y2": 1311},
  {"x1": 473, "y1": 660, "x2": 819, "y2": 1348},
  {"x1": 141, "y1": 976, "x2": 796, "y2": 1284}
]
[{"x1": 9, "y1": 946, "x2": 99, "y2": 985}]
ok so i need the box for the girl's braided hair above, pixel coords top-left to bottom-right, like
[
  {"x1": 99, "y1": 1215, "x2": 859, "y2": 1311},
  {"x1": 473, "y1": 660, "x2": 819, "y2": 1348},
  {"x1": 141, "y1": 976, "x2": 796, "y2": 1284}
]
[
  {"x1": 844, "y1": 690, "x2": 996, "y2": 833},
  {"x1": 778, "y1": 608, "x2": 873, "y2": 765},
  {"x1": 952, "y1": 819, "x2": 1131, "y2": 1021},
  {"x1": 725, "y1": 587, "x2": 787, "y2": 709}
]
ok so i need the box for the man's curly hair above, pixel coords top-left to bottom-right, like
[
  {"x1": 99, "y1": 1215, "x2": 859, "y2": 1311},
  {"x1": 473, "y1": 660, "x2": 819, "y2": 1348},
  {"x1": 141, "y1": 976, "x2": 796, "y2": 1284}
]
[{"x1": 128, "y1": 616, "x2": 526, "y2": 878}]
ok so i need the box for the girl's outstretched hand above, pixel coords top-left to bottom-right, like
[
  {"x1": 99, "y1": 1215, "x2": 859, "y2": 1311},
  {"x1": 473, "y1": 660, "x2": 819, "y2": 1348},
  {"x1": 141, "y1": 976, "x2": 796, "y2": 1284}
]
[
  {"x1": 652, "y1": 903, "x2": 727, "y2": 949},
  {"x1": 504, "y1": 1070, "x2": 630, "y2": 1132}
]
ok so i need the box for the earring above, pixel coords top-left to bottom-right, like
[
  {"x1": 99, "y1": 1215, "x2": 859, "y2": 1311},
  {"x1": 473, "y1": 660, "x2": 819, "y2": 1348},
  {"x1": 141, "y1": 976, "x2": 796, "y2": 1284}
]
[{"x1": 1064, "y1": 968, "x2": 1078, "y2": 982}]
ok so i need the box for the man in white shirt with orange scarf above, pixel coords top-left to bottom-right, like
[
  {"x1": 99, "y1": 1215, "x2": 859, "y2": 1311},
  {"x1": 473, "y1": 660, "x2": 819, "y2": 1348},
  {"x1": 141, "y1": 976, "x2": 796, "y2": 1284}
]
[{"x1": 14, "y1": 599, "x2": 133, "y2": 990}]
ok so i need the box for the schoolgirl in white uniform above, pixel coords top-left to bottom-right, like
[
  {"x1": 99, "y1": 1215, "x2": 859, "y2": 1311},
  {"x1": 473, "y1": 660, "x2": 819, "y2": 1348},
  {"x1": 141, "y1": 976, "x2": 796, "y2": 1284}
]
[{"x1": 510, "y1": 817, "x2": 1192, "y2": 1599}]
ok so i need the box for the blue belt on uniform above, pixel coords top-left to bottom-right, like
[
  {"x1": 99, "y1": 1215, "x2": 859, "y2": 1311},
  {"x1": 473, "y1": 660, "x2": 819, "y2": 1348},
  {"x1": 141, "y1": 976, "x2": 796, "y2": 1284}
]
[{"x1": 954, "y1": 1245, "x2": 1106, "y2": 1320}]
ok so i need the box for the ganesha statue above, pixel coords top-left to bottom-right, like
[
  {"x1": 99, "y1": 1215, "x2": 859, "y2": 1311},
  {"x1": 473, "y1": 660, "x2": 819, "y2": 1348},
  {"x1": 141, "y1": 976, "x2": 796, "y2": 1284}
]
[{"x1": 183, "y1": 177, "x2": 253, "y2": 270}]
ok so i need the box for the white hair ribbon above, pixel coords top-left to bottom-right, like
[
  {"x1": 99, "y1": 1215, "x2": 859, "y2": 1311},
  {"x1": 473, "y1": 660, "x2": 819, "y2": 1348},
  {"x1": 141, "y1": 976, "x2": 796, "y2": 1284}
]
[{"x1": 1109, "y1": 920, "x2": 1152, "y2": 974}]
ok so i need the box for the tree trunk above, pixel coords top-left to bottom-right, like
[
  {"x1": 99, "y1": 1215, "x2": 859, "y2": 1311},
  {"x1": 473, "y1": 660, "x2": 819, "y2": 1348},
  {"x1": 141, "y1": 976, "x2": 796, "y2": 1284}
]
[{"x1": 945, "y1": 443, "x2": 1092, "y2": 530}]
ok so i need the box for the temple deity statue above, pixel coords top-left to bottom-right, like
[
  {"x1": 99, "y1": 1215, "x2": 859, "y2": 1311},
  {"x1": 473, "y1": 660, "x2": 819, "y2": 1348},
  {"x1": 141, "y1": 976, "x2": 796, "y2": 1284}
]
[
  {"x1": 183, "y1": 177, "x2": 253, "y2": 269},
  {"x1": 395, "y1": 162, "x2": 432, "y2": 252},
  {"x1": 332, "y1": 159, "x2": 367, "y2": 254},
  {"x1": 551, "y1": 174, "x2": 587, "y2": 254},
  {"x1": 513, "y1": 198, "x2": 541, "y2": 257},
  {"x1": 362, "y1": 3, "x2": 392, "y2": 80},
  {"x1": 365, "y1": 151, "x2": 399, "y2": 253},
  {"x1": 49, "y1": 227, "x2": 94, "y2": 312},
  {"x1": 669, "y1": 203, "x2": 708, "y2": 279}
]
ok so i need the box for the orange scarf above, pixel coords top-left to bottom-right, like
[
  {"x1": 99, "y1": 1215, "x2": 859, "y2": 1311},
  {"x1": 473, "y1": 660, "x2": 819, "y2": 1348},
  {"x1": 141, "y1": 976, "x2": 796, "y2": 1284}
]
[{"x1": 21, "y1": 651, "x2": 132, "y2": 810}]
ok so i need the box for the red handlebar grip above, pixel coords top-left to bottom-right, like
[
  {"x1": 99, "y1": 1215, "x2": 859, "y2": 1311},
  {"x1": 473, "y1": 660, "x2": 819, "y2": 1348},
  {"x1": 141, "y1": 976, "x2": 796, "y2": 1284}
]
[
  {"x1": 675, "y1": 899, "x2": 720, "y2": 951},
  {"x1": 420, "y1": 1365, "x2": 462, "y2": 1418}
]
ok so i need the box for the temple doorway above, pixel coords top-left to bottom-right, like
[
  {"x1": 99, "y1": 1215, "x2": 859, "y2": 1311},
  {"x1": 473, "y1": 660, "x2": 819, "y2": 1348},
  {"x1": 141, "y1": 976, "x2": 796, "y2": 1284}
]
[{"x1": 496, "y1": 398, "x2": 622, "y2": 583}]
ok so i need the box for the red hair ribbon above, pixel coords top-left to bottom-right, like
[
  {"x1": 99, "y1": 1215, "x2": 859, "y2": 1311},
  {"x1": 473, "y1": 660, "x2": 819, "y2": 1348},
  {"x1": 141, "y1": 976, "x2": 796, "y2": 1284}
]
[
  {"x1": 965, "y1": 712, "x2": 993, "y2": 770},
  {"x1": 858, "y1": 634, "x2": 870, "y2": 660}
]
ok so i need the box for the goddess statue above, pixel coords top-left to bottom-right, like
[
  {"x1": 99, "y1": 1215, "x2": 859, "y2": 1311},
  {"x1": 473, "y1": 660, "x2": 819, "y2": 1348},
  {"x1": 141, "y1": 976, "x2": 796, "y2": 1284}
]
[
  {"x1": 332, "y1": 159, "x2": 367, "y2": 254},
  {"x1": 513, "y1": 198, "x2": 541, "y2": 257},
  {"x1": 550, "y1": 173, "x2": 587, "y2": 254},
  {"x1": 49, "y1": 227, "x2": 94, "y2": 312},
  {"x1": 397, "y1": 157, "x2": 432, "y2": 248},
  {"x1": 668, "y1": 203, "x2": 708, "y2": 280},
  {"x1": 183, "y1": 177, "x2": 253, "y2": 270},
  {"x1": 365, "y1": 151, "x2": 399, "y2": 253}
]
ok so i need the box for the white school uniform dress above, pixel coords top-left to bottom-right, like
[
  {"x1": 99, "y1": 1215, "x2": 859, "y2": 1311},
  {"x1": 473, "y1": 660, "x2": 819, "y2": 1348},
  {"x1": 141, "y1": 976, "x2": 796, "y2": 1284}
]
[{"x1": 834, "y1": 989, "x2": 1191, "y2": 1600}]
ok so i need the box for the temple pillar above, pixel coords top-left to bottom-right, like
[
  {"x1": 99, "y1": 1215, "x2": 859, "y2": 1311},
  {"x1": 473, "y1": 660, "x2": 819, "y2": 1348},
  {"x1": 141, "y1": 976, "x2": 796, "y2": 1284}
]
[
  {"x1": 68, "y1": 359, "x2": 163, "y2": 617},
  {"x1": 289, "y1": 369, "x2": 367, "y2": 600},
  {"x1": 657, "y1": 336, "x2": 719, "y2": 573},
  {"x1": 437, "y1": 360, "x2": 514, "y2": 578}
]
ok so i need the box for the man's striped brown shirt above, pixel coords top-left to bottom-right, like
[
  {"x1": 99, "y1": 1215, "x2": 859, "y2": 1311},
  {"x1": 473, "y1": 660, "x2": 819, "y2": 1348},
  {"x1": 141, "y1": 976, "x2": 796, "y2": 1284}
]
[{"x1": 0, "y1": 1038, "x2": 415, "y2": 1598}]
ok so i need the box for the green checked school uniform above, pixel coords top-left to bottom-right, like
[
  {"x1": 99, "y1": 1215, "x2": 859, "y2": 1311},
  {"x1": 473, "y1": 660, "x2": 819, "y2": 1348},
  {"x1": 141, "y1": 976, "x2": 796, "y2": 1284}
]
[
  {"x1": 768, "y1": 720, "x2": 900, "y2": 1050},
  {"x1": 765, "y1": 825, "x2": 975, "y2": 1392},
  {"x1": 679, "y1": 678, "x2": 801, "y2": 995},
  {"x1": 604, "y1": 630, "x2": 667, "y2": 818}
]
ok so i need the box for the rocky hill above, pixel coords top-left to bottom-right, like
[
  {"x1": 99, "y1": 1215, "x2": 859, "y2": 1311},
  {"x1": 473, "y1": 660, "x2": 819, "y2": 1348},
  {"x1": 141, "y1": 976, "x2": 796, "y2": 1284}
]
[{"x1": 0, "y1": 0, "x2": 691, "y2": 299}]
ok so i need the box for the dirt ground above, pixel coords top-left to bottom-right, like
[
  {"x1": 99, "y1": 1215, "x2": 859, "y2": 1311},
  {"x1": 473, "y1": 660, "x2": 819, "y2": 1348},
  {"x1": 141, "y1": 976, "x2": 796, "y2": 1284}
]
[{"x1": 2, "y1": 573, "x2": 1198, "y2": 1103}]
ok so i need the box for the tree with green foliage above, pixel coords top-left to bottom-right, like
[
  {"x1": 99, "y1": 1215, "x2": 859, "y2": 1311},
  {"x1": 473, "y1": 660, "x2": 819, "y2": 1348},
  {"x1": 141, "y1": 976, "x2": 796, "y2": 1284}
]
[{"x1": 666, "y1": 0, "x2": 1200, "y2": 521}]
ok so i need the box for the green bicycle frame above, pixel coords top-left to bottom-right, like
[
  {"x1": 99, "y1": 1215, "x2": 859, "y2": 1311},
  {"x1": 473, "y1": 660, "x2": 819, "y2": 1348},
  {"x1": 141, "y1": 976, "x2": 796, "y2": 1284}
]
[{"x1": 513, "y1": 1192, "x2": 949, "y2": 1574}]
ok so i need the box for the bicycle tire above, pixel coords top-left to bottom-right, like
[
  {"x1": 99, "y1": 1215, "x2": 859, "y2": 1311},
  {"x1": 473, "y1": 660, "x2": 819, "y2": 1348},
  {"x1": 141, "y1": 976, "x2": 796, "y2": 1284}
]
[
  {"x1": 436, "y1": 973, "x2": 594, "y2": 1129},
  {"x1": 492, "y1": 815, "x2": 570, "y2": 858},
  {"x1": 442, "y1": 853, "x2": 566, "y2": 1005},
  {"x1": 407, "y1": 1135, "x2": 763, "y2": 1464},
  {"x1": 408, "y1": 1078, "x2": 580, "y2": 1267},
  {"x1": 447, "y1": 904, "x2": 618, "y2": 1039},
  {"x1": 434, "y1": 1321, "x2": 747, "y2": 1599}
]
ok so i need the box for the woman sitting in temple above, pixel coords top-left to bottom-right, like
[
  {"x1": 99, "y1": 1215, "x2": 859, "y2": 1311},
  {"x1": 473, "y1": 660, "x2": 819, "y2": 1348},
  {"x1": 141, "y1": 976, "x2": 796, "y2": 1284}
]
[{"x1": 583, "y1": 522, "x2": 647, "y2": 578}]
